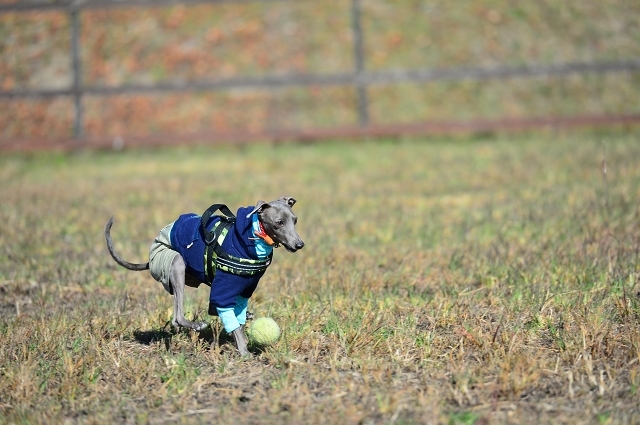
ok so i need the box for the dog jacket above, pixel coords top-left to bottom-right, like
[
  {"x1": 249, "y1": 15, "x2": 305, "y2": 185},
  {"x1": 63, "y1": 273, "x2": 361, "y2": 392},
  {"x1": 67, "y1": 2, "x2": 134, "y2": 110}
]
[{"x1": 169, "y1": 206, "x2": 273, "y2": 311}]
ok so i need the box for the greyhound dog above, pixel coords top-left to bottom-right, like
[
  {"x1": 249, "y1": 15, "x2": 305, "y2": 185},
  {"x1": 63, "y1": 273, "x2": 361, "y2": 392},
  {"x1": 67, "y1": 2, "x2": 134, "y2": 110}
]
[{"x1": 104, "y1": 196, "x2": 304, "y2": 355}]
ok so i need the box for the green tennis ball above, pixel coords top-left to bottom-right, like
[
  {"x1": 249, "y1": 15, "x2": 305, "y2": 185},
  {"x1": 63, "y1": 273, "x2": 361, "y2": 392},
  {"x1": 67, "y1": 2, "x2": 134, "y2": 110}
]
[{"x1": 247, "y1": 317, "x2": 281, "y2": 346}]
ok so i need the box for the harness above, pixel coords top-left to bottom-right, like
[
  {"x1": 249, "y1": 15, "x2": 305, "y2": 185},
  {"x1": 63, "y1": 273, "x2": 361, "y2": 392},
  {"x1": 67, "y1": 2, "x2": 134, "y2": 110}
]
[{"x1": 200, "y1": 204, "x2": 272, "y2": 285}]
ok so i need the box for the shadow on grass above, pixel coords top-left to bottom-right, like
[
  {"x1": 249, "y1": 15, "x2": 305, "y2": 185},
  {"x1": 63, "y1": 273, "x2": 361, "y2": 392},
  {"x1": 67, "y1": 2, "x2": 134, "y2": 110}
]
[
  {"x1": 131, "y1": 322, "x2": 234, "y2": 351},
  {"x1": 247, "y1": 344, "x2": 268, "y2": 356},
  {"x1": 132, "y1": 327, "x2": 174, "y2": 347}
]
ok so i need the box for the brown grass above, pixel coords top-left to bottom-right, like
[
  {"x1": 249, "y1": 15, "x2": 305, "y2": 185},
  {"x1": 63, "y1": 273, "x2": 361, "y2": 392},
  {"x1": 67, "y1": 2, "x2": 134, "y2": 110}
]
[{"x1": 1, "y1": 131, "x2": 639, "y2": 424}]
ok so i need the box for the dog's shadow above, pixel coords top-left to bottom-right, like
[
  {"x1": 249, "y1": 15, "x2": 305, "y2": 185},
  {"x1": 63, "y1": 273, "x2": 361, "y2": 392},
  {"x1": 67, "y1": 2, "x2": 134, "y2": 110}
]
[
  {"x1": 132, "y1": 328, "x2": 175, "y2": 350},
  {"x1": 132, "y1": 322, "x2": 233, "y2": 351}
]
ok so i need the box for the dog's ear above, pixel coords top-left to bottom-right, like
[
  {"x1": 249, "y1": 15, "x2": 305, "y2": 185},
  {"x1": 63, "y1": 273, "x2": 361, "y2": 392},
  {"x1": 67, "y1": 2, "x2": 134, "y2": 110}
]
[
  {"x1": 246, "y1": 200, "x2": 269, "y2": 218},
  {"x1": 278, "y1": 196, "x2": 297, "y2": 207}
]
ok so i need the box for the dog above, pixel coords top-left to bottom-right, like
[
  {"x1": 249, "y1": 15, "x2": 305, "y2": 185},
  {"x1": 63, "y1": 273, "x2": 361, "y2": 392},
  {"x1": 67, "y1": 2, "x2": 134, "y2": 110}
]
[{"x1": 104, "y1": 196, "x2": 304, "y2": 355}]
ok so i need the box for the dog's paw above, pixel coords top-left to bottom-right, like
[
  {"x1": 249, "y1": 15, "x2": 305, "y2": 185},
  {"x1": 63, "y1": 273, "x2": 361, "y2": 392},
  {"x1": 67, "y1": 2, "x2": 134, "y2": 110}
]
[
  {"x1": 239, "y1": 351, "x2": 253, "y2": 360},
  {"x1": 172, "y1": 318, "x2": 209, "y2": 332},
  {"x1": 193, "y1": 321, "x2": 209, "y2": 332}
]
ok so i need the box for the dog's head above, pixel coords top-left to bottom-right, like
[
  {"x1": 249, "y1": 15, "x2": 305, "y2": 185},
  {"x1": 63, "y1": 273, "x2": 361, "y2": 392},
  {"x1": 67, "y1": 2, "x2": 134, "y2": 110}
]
[{"x1": 246, "y1": 196, "x2": 304, "y2": 252}]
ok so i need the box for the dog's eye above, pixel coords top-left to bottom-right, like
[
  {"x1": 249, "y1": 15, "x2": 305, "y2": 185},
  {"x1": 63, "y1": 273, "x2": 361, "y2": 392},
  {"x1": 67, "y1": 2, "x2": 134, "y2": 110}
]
[{"x1": 277, "y1": 220, "x2": 284, "y2": 227}]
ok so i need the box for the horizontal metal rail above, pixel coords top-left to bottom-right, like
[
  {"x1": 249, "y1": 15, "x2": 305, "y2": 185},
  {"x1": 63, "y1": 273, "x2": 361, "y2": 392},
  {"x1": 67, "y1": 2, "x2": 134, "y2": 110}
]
[
  {"x1": 0, "y1": 0, "x2": 281, "y2": 13},
  {"x1": 2, "y1": 59, "x2": 640, "y2": 99}
]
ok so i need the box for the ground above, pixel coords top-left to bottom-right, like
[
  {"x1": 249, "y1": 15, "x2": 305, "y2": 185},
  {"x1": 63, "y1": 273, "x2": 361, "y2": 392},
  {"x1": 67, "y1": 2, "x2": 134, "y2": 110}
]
[{"x1": 0, "y1": 132, "x2": 639, "y2": 424}]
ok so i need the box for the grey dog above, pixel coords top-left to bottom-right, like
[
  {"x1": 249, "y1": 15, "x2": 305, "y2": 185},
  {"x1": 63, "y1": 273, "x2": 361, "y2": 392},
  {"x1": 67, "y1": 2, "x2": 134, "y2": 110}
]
[{"x1": 104, "y1": 197, "x2": 304, "y2": 355}]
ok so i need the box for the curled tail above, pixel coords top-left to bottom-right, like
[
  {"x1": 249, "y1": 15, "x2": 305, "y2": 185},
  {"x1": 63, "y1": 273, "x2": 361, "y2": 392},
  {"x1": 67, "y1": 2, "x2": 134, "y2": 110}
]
[{"x1": 104, "y1": 217, "x2": 150, "y2": 271}]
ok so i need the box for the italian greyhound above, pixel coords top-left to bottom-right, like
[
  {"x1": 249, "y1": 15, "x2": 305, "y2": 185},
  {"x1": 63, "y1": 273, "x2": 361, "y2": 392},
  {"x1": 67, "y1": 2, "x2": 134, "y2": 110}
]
[{"x1": 104, "y1": 197, "x2": 304, "y2": 355}]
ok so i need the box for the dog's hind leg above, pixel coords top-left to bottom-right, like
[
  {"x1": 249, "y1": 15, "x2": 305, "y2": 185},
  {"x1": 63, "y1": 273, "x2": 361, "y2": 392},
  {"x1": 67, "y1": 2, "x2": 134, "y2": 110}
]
[{"x1": 169, "y1": 255, "x2": 208, "y2": 332}]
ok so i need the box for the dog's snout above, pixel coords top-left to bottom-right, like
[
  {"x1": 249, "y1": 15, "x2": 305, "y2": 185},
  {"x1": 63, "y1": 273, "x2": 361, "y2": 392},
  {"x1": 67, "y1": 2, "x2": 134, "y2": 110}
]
[{"x1": 295, "y1": 240, "x2": 305, "y2": 250}]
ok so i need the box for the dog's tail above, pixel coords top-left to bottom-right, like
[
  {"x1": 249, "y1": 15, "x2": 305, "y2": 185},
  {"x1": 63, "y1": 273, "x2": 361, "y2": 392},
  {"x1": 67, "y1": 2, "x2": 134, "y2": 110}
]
[{"x1": 104, "y1": 217, "x2": 150, "y2": 271}]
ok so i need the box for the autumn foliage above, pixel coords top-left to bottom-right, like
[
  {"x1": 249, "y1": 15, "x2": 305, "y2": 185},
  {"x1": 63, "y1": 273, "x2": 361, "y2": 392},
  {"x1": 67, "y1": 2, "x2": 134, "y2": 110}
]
[{"x1": 1, "y1": 1, "x2": 640, "y2": 141}]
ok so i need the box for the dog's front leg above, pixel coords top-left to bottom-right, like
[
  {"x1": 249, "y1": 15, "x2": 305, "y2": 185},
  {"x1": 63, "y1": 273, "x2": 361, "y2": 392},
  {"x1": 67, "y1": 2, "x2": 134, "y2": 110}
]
[
  {"x1": 232, "y1": 325, "x2": 250, "y2": 356},
  {"x1": 170, "y1": 255, "x2": 208, "y2": 332}
]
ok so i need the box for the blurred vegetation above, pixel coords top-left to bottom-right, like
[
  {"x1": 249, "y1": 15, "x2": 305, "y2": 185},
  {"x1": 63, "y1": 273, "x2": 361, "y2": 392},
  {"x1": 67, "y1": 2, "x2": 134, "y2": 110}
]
[{"x1": 1, "y1": 0, "x2": 640, "y2": 140}]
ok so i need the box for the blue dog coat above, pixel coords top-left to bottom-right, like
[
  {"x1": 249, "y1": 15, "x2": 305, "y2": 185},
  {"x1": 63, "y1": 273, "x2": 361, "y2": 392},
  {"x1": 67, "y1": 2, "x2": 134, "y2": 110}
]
[{"x1": 169, "y1": 206, "x2": 273, "y2": 332}]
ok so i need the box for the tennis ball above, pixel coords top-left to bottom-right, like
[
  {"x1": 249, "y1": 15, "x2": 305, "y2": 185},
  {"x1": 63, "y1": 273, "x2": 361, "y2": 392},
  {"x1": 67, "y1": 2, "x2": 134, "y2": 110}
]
[{"x1": 247, "y1": 317, "x2": 281, "y2": 346}]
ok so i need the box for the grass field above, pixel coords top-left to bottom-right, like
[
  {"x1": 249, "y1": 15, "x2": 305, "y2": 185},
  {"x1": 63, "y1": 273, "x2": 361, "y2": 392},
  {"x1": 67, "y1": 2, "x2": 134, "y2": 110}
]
[{"x1": 1, "y1": 132, "x2": 639, "y2": 424}]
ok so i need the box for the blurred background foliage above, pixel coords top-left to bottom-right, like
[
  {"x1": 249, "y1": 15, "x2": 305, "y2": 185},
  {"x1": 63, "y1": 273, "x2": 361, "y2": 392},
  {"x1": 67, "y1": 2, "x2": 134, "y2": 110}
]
[{"x1": 1, "y1": 0, "x2": 640, "y2": 140}]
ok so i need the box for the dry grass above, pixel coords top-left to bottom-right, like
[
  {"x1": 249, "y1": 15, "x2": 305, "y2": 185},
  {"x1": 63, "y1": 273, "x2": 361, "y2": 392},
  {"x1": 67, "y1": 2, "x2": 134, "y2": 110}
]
[{"x1": 1, "y1": 131, "x2": 639, "y2": 424}]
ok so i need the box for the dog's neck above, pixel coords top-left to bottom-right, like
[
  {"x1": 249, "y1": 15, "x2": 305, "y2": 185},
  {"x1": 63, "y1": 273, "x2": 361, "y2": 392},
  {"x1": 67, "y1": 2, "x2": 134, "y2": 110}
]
[{"x1": 254, "y1": 217, "x2": 276, "y2": 247}]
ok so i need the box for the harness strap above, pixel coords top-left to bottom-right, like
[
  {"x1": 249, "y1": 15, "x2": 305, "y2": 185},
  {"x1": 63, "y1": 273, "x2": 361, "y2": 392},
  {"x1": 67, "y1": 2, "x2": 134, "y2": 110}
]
[
  {"x1": 201, "y1": 204, "x2": 235, "y2": 244},
  {"x1": 204, "y1": 220, "x2": 234, "y2": 284},
  {"x1": 200, "y1": 204, "x2": 272, "y2": 285}
]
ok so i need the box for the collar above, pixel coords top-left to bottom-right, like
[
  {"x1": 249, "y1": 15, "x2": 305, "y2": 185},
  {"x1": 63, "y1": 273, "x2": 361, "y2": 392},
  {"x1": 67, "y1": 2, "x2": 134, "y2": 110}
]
[
  {"x1": 251, "y1": 214, "x2": 276, "y2": 247},
  {"x1": 255, "y1": 221, "x2": 276, "y2": 246}
]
